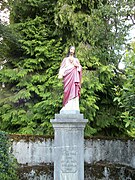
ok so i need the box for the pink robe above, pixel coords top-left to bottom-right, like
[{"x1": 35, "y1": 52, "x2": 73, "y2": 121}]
[{"x1": 59, "y1": 58, "x2": 82, "y2": 106}]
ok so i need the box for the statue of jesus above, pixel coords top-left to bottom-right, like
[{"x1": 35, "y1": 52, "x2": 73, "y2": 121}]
[{"x1": 58, "y1": 46, "x2": 82, "y2": 114}]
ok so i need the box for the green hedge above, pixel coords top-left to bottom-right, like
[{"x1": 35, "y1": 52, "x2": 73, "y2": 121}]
[{"x1": 0, "y1": 131, "x2": 18, "y2": 180}]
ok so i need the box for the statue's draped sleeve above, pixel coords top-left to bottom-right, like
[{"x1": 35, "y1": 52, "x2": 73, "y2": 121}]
[{"x1": 58, "y1": 58, "x2": 67, "y2": 79}]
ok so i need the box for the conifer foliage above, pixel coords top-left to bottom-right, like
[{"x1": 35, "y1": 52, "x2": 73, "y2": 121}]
[
  {"x1": 116, "y1": 42, "x2": 135, "y2": 136},
  {"x1": 0, "y1": 0, "x2": 63, "y2": 134},
  {"x1": 0, "y1": 0, "x2": 134, "y2": 136}
]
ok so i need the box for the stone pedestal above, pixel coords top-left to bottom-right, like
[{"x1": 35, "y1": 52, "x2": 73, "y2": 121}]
[{"x1": 50, "y1": 113, "x2": 87, "y2": 180}]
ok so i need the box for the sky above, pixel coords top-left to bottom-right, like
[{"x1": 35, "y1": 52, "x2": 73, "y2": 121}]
[{"x1": 0, "y1": 8, "x2": 9, "y2": 24}]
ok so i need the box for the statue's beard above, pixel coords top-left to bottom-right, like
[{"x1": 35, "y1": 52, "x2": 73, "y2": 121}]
[{"x1": 70, "y1": 52, "x2": 74, "y2": 56}]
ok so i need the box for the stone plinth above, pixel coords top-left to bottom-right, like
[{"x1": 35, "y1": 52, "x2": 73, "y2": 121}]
[{"x1": 50, "y1": 113, "x2": 87, "y2": 180}]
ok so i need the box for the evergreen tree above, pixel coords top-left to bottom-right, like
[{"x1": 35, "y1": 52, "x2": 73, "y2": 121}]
[
  {"x1": 0, "y1": 0, "x2": 134, "y2": 136},
  {"x1": 115, "y1": 42, "x2": 135, "y2": 137},
  {"x1": 54, "y1": 0, "x2": 134, "y2": 136},
  {"x1": 0, "y1": 0, "x2": 63, "y2": 134}
]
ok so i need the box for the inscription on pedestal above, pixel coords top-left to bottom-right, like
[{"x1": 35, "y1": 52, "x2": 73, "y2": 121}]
[{"x1": 61, "y1": 148, "x2": 78, "y2": 173}]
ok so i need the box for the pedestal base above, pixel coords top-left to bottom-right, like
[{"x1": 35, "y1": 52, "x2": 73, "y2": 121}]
[{"x1": 51, "y1": 113, "x2": 87, "y2": 180}]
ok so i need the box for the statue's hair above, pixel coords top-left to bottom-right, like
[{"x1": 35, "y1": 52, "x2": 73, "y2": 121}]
[{"x1": 66, "y1": 46, "x2": 76, "y2": 57}]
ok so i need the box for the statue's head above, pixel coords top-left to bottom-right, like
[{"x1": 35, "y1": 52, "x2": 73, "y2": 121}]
[{"x1": 67, "y1": 46, "x2": 76, "y2": 57}]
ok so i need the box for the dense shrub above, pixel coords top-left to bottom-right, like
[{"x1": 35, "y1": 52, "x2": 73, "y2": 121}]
[{"x1": 0, "y1": 131, "x2": 18, "y2": 180}]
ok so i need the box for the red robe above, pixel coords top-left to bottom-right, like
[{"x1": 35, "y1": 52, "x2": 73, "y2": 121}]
[{"x1": 59, "y1": 58, "x2": 82, "y2": 106}]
